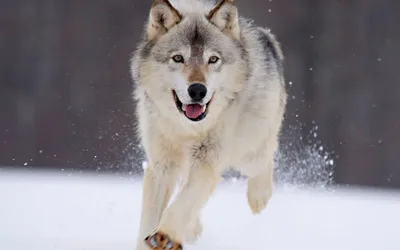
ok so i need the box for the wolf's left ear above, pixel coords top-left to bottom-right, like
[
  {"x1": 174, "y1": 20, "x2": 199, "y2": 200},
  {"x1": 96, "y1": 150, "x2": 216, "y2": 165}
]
[
  {"x1": 207, "y1": 0, "x2": 240, "y2": 40},
  {"x1": 147, "y1": 0, "x2": 182, "y2": 40}
]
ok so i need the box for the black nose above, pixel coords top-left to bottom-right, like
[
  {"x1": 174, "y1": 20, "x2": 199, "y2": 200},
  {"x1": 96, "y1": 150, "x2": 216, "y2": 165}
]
[{"x1": 188, "y1": 83, "x2": 207, "y2": 102}]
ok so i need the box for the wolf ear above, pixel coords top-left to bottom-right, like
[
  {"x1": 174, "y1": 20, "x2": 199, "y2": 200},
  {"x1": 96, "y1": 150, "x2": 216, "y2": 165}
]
[
  {"x1": 207, "y1": 0, "x2": 240, "y2": 40},
  {"x1": 147, "y1": 0, "x2": 182, "y2": 40}
]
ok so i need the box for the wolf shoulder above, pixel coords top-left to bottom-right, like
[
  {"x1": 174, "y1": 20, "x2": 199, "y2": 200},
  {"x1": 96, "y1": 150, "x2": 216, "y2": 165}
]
[
  {"x1": 239, "y1": 17, "x2": 284, "y2": 76},
  {"x1": 255, "y1": 26, "x2": 284, "y2": 78},
  {"x1": 255, "y1": 27, "x2": 284, "y2": 63}
]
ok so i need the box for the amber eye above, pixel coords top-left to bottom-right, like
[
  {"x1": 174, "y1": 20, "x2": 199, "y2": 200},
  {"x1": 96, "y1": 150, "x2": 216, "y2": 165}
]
[
  {"x1": 208, "y1": 56, "x2": 219, "y2": 64},
  {"x1": 172, "y1": 55, "x2": 184, "y2": 63}
]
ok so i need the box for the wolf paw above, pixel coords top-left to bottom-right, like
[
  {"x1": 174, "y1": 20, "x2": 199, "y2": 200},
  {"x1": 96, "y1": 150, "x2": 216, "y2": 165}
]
[
  {"x1": 184, "y1": 217, "x2": 203, "y2": 243},
  {"x1": 247, "y1": 177, "x2": 272, "y2": 214},
  {"x1": 145, "y1": 231, "x2": 183, "y2": 250}
]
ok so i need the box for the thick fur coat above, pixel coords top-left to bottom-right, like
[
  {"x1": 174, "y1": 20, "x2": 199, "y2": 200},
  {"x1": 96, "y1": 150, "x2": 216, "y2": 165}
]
[{"x1": 130, "y1": 0, "x2": 287, "y2": 249}]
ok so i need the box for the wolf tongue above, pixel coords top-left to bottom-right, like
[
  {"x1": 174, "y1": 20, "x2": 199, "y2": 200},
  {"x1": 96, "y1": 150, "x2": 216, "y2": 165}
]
[{"x1": 185, "y1": 104, "x2": 204, "y2": 119}]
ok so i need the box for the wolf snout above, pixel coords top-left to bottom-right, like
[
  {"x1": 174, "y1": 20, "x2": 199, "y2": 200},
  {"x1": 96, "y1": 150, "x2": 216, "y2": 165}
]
[{"x1": 188, "y1": 83, "x2": 207, "y2": 102}]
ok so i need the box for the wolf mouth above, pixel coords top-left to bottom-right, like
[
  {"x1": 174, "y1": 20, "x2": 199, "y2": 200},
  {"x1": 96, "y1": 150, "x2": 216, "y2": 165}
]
[{"x1": 172, "y1": 90, "x2": 212, "y2": 122}]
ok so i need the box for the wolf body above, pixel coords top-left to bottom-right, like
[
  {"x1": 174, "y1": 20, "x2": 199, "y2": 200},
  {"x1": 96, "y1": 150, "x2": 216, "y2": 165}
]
[{"x1": 130, "y1": 0, "x2": 287, "y2": 249}]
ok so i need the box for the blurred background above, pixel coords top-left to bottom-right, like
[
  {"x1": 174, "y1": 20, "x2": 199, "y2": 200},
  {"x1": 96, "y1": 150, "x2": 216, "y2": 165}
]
[{"x1": 1, "y1": 0, "x2": 399, "y2": 189}]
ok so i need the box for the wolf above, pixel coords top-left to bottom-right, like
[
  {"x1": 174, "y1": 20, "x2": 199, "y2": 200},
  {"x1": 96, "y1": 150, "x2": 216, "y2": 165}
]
[{"x1": 130, "y1": 0, "x2": 287, "y2": 249}]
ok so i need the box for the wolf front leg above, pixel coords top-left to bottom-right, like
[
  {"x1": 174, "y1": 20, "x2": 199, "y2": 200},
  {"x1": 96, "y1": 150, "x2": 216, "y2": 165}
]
[
  {"x1": 136, "y1": 165, "x2": 178, "y2": 250},
  {"x1": 144, "y1": 164, "x2": 220, "y2": 249}
]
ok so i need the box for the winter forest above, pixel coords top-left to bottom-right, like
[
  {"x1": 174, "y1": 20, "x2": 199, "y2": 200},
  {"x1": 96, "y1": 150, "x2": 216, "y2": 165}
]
[{"x1": 2, "y1": 0, "x2": 399, "y2": 188}]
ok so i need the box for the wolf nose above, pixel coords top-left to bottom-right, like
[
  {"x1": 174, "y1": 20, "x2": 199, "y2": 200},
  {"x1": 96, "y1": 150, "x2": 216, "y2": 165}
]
[{"x1": 188, "y1": 83, "x2": 207, "y2": 102}]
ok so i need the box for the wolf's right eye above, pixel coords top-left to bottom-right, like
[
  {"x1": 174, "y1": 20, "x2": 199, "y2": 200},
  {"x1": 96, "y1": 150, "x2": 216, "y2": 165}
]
[{"x1": 172, "y1": 55, "x2": 184, "y2": 63}]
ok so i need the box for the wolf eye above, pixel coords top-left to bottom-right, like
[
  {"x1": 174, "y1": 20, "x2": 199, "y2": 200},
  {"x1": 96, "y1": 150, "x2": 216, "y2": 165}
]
[
  {"x1": 172, "y1": 55, "x2": 184, "y2": 63},
  {"x1": 208, "y1": 56, "x2": 219, "y2": 64}
]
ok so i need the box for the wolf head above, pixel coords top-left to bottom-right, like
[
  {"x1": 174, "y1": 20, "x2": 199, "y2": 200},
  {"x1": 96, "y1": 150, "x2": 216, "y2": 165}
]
[{"x1": 132, "y1": 0, "x2": 248, "y2": 126}]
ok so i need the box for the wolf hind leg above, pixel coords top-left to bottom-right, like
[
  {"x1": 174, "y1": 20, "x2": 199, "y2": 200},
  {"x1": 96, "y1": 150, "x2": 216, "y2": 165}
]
[
  {"x1": 236, "y1": 144, "x2": 276, "y2": 215},
  {"x1": 246, "y1": 163, "x2": 273, "y2": 214},
  {"x1": 232, "y1": 163, "x2": 274, "y2": 215}
]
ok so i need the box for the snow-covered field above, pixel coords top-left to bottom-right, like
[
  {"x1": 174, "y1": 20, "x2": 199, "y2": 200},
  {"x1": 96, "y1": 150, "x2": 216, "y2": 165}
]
[{"x1": 1, "y1": 169, "x2": 400, "y2": 250}]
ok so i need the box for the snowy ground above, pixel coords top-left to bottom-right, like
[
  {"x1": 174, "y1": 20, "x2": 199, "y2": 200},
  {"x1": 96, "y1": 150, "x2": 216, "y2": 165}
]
[{"x1": 1, "y1": 169, "x2": 400, "y2": 250}]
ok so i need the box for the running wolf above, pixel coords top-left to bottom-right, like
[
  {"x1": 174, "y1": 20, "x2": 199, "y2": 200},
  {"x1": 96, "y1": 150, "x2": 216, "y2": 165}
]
[{"x1": 130, "y1": 0, "x2": 287, "y2": 249}]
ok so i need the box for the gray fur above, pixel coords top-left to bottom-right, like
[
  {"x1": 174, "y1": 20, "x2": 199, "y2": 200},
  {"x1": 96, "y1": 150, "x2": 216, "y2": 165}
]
[
  {"x1": 132, "y1": 13, "x2": 284, "y2": 88},
  {"x1": 130, "y1": 1, "x2": 287, "y2": 249}
]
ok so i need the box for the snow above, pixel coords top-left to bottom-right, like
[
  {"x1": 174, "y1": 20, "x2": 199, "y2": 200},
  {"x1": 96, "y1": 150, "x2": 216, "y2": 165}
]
[{"x1": 1, "y1": 169, "x2": 400, "y2": 250}]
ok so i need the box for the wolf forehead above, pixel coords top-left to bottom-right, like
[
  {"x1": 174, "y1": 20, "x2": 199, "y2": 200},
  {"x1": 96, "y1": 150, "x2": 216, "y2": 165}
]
[{"x1": 139, "y1": 18, "x2": 240, "y2": 63}]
